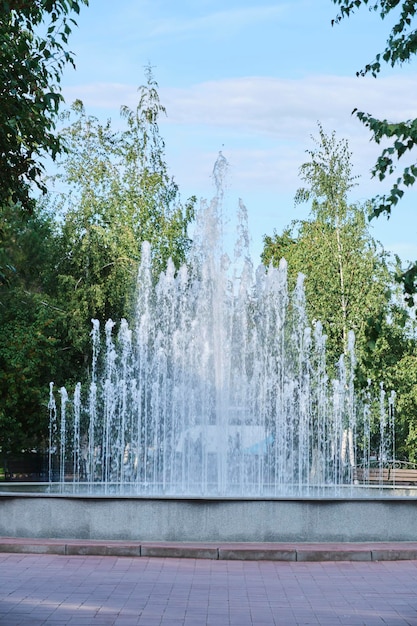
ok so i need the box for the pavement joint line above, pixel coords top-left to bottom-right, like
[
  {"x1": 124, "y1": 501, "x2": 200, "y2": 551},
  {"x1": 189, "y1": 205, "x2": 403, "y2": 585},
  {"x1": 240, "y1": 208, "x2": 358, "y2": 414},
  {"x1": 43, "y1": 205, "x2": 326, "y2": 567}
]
[{"x1": 1, "y1": 538, "x2": 417, "y2": 561}]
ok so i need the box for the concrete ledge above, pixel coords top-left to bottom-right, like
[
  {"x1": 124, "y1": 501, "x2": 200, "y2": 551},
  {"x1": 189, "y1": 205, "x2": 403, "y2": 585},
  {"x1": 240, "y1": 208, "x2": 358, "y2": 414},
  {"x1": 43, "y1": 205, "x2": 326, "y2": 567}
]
[
  {"x1": 371, "y1": 548, "x2": 417, "y2": 561},
  {"x1": 1, "y1": 538, "x2": 417, "y2": 561},
  {"x1": 141, "y1": 542, "x2": 219, "y2": 559},
  {"x1": 65, "y1": 542, "x2": 141, "y2": 557},
  {"x1": 218, "y1": 542, "x2": 296, "y2": 561},
  {"x1": 2, "y1": 494, "x2": 417, "y2": 543},
  {"x1": 296, "y1": 548, "x2": 372, "y2": 562},
  {"x1": 0, "y1": 540, "x2": 66, "y2": 555}
]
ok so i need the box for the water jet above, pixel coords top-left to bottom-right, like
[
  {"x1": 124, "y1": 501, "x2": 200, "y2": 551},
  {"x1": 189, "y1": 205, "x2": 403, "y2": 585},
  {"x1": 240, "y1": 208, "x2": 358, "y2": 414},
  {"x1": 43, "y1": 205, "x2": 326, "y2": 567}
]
[
  {"x1": 48, "y1": 195, "x2": 391, "y2": 498},
  {"x1": 2, "y1": 168, "x2": 416, "y2": 543}
]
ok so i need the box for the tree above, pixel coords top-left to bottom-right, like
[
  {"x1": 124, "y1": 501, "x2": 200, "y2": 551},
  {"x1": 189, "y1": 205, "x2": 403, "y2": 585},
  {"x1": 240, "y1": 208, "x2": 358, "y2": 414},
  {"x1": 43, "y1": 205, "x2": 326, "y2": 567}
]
[
  {"x1": 262, "y1": 124, "x2": 392, "y2": 370},
  {"x1": 331, "y1": 1, "x2": 417, "y2": 304},
  {"x1": 119, "y1": 66, "x2": 196, "y2": 276},
  {"x1": 360, "y1": 304, "x2": 417, "y2": 461},
  {"x1": 0, "y1": 0, "x2": 89, "y2": 212},
  {"x1": 0, "y1": 70, "x2": 196, "y2": 453},
  {"x1": 0, "y1": 207, "x2": 67, "y2": 453},
  {"x1": 262, "y1": 124, "x2": 417, "y2": 460},
  {"x1": 48, "y1": 69, "x2": 195, "y2": 362}
]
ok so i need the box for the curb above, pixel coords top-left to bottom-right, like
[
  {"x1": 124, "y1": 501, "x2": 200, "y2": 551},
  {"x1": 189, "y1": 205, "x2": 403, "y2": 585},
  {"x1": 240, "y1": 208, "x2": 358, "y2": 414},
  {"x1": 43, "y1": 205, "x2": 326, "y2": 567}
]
[{"x1": 1, "y1": 538, "x2": 417, "y2": 561}]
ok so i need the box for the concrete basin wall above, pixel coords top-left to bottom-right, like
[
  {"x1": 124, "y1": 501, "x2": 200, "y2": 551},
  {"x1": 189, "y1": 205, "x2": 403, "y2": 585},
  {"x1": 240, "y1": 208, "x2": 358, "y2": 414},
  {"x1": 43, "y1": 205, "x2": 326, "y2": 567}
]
[{"x1": 1, "y1": 494, "x2": 417, "y2": 542}]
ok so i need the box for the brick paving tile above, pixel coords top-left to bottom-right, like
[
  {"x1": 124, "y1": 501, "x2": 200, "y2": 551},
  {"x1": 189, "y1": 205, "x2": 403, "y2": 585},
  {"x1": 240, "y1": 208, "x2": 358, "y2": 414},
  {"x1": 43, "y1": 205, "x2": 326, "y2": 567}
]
[{"x1": 1, "y1": 554, "x2": 417, "y2": 624}]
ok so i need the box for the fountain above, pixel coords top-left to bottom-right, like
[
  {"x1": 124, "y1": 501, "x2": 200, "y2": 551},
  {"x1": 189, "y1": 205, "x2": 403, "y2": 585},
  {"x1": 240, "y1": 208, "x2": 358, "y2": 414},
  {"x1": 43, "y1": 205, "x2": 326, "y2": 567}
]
[
  {"x1": 1, "y1": 160, "x2": 417, "y2": 543},
  {"x1": 47, "y1": 192, "x2": 392, "y2": 498}
]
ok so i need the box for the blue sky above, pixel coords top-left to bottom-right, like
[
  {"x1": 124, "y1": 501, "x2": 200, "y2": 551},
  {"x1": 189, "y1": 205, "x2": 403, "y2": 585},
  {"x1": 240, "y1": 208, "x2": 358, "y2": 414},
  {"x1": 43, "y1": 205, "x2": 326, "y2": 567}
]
[{"x1": 59, "y1": 0, "x2": 417, "y2": 264}]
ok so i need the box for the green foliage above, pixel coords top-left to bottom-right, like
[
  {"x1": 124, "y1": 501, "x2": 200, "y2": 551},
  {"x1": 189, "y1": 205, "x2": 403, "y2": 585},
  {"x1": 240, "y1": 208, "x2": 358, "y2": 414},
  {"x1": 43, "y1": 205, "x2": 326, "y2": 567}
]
[
  {"x1": 294, "y1": 122, "x2": 359, "y2": 215},
  {"x1": 263, "y1": 123, "x2": 417, "y2": 458},
  {"x1": 360, "y1": 304, "x2": 417, "y2": 460},
  {"x1": 118, "y1": 67, "x2": 196, "y2": 275},
  {"x1": 0, "y1": 293, "x2": 59, "y2": 453},
  {"x1": 0, "y1": 68, "x2": 196, "y2": 453},
  {"x1": 47, "y1": 68, "x2": 196, "y2": 361},
  {"x1": 332, "y1": 1, "x2": 417, "y2": 78},
  {"x1": 331, "y1": 0, "x2": 417, "y2": 303},
  {"x1": 0, "y1": 208, "x2": 68, "y2": 453},
  {"x1": 263, "y1": 125, "x2": 391, "y2": 368},
  {"x1": 0, "y1": 228, "x2": 15, "y2": 287},
  {"x1": 263, "y1": 216, "x2": 390, "y2": 370},
  {"x1": 0, "y1": 0, "x2": 88, "y2": 211},
  {"x1": 394, "y1": 353, "x2": 417, "y2": 460}
]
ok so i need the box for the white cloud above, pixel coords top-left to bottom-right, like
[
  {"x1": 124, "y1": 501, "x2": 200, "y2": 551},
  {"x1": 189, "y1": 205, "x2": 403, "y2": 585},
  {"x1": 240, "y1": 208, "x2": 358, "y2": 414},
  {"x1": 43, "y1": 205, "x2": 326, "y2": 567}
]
[
  {"x1": 61, "y1": 72, "x2": 417, "y2": 225},
  {"x1": 160, "y1": 74, "x2": 417, "y2": 135},
  {"x1": 160, "y1": 74, "x2": 417, "y2": 194},
  {"x1": 63, "y1": 73, "x2": 417, "y2": 139}
]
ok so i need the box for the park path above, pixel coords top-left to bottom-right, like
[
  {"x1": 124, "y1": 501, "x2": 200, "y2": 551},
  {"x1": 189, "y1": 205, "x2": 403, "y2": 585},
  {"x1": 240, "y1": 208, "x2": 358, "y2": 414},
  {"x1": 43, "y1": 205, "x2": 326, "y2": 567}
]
[{"x1": 1, "y1": 552, "x2": 417, "y2": 625}]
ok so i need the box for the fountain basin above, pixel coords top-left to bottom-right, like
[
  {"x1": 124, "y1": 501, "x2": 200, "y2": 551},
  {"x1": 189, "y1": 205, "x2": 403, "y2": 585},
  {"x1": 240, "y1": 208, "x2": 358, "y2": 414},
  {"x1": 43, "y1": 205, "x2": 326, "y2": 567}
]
[{"x1": 1, "y1": 487, "x2": 417, "y2": 543}]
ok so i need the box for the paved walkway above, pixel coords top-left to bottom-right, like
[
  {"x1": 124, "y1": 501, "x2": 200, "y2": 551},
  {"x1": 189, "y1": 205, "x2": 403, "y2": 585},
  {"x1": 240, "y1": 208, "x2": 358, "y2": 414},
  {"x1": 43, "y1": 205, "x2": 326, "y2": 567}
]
[{"x1": 1, "y1": 551, "x2": 417, "y2": 625}]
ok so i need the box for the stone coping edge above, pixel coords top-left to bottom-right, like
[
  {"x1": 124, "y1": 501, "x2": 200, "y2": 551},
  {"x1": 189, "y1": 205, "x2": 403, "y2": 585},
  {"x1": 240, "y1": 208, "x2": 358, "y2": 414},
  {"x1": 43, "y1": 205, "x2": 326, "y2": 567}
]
[
  {"x1": 2, "y1": 490, "x2": 417, "y2": 502},
  {"x1": 1, "y1": 538, "x2": 417, "y2": 561}
]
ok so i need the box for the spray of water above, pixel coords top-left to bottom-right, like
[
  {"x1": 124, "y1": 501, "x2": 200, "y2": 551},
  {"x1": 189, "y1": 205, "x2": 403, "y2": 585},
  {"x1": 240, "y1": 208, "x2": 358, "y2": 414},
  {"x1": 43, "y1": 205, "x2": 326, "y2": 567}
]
[{"x1": 49, "y1": 162, "x2": 394, "y2": 496}]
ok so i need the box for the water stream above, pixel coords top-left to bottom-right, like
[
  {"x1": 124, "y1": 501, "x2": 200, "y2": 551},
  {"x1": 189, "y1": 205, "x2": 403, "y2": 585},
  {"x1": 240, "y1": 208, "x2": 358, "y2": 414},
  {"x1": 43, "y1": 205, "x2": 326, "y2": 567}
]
[{"x1": 49, "y1": 184, "x2": 394, "y2": 496}]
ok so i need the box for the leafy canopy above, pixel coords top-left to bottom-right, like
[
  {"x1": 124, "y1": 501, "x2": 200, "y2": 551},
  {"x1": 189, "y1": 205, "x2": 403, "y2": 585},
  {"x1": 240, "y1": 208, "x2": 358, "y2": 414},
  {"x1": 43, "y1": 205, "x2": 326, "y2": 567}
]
[
  {"x1": 262, "y1": 125, "x2": 417, "y2": 460},
  {"x1": 263, "y1": 124, "x2": 392, "y2": 370},
  {"x1": 331, "y1": 1, "x2": 417, "y2": 303},
  {"x1": 0, "y1": 70, "x2": 197, "y2": 453},
  {"x1": 48, "y1": 68, "x2": 196, "y2": 356},
  {"x1": 332, "y1": 1, "x2": 417, "y2": 79},
  {"x1": 0, "y1": 0, "x2": 88, "y2": 211}
]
